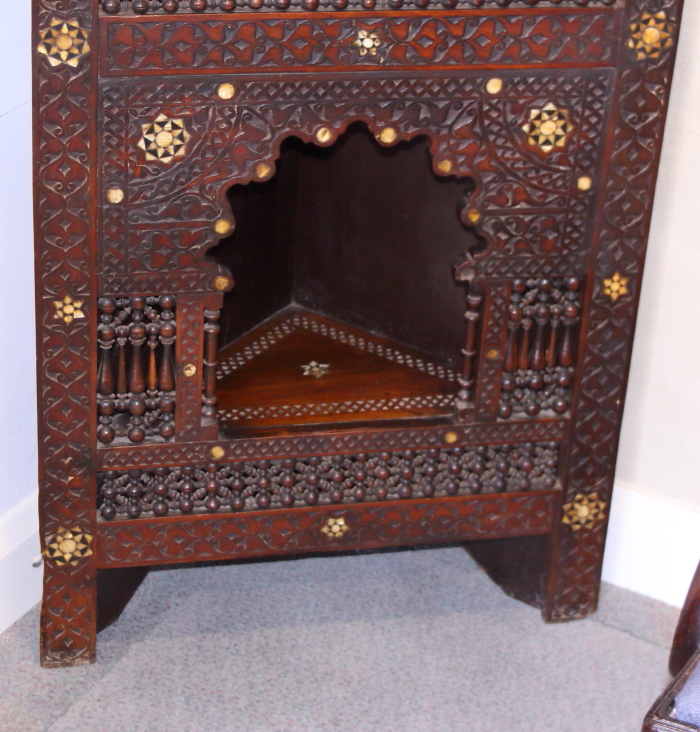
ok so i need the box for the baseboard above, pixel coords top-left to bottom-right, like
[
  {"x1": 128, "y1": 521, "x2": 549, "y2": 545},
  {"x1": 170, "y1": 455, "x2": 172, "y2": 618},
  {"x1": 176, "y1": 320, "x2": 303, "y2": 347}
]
[
  {"x1": 0, "y1": 491, "x2": 42, "y2": 634},
  {"x1": 602, "y1": 481, "x2": 700, "y2": 608}
]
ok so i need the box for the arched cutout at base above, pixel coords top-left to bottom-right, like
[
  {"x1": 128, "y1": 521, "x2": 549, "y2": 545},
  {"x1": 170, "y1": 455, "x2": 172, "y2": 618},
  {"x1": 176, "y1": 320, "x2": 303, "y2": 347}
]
[{"x1": 209, "y1": 123, "x2": 480, "y2": 433}]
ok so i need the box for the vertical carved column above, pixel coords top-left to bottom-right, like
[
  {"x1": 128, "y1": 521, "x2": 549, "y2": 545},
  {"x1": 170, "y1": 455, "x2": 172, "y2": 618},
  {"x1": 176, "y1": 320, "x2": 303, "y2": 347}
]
[
  {"x1": 35, "y1": 0, "x2": 98, "y2": 666},
  {"x1": 176, "y1": 296, "x2": 205, "y2": 439},
  {"x1": 474, "y1": 281, "x2": 510, "y2": 420},
  {"x1": 545, "y1": 0, "x2": 684, "y2": 622}
]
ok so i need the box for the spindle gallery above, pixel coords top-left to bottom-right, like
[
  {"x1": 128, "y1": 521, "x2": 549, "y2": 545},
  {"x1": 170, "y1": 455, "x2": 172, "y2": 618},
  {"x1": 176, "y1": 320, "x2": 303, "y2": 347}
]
[{"x1": 32, "y1": 0, "x2": 684, "y2": 666}]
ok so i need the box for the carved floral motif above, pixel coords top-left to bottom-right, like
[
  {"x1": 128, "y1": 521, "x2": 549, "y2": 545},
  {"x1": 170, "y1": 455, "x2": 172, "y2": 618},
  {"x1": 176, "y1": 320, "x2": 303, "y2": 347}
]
[
  {"x1": 37, "y1": 18, "x2": 90, "y2": 68},
  {"x1": 522, "y1": 103, "x2": 571, "y2": 154},
  {"x1": 43, "y1": 527, "x2": 94, "y2": 566},
  {"x1": 628, "y1": 10, "x2": 674, "y2": 60},
  {"x1": 137, "y1": 114, "x2": 191, "y2": 163}
]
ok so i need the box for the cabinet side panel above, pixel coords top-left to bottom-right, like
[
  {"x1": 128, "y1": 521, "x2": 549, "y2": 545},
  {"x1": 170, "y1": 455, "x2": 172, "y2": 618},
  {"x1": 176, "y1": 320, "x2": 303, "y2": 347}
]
[
  {"x1": 546, "y1": 0, "x2": 685, "y2": 621},
  {"x1": 34, "y1": 0, "x2": 98, "y2": 665}
]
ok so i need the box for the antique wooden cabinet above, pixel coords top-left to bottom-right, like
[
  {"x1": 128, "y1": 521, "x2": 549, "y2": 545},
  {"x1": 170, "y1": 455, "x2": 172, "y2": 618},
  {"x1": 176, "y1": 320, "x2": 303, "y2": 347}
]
[{"x1": 33, "y1": 0, "x2": 683, "y2": 667}]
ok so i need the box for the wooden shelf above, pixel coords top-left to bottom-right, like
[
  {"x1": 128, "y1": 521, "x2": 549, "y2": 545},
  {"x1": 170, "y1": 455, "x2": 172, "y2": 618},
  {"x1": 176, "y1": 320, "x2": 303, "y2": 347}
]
[{"x1": 215, "y1": 308, "x2": 459, "y2": 430}]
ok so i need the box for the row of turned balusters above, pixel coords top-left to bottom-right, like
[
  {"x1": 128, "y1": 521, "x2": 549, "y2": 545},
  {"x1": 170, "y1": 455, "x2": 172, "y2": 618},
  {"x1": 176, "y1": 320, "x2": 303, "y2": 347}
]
[
  {"x1": 500, "y1": 277, "x2": 581, "y2": 418},
  {"x1": 504, "y1": 277, "x2": 580, "y2": 374},
  {"x1": 100, "y1": 0, "x2": 572, "y2": 15},
  {"x1": 97, "y1": 296, "x2": 176, "y2": 445}
]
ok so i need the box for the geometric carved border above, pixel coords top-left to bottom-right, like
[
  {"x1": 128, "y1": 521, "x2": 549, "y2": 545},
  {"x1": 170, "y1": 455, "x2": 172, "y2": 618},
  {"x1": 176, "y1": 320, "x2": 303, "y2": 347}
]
[
  {"x1": 101, "y1": 12, "x2": 616, "y2": 76},
  {"x1": 98, "y1": 419, "x2": 569, "y2": 470},
  {"x1": 35, "y1": 0, "x2": 97, "y2": 666},
  {"x1": 97, "y1": 491, "x2": 559, "y2": 566},
  {"x1": 546, "y1": 0, "x2": 685, "y2": 622},
  {"x1": 99, "y1": 70, "x2": 611, "y2": 293}
]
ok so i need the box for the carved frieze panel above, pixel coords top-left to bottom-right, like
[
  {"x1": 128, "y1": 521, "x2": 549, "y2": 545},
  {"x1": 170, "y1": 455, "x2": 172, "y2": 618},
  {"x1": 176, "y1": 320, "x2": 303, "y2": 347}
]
[
  {"x1": 97, "y1": 491, "x2": 560, "y2": 567},
  {"x1": 99, "y1": 70, "x2": 611, "y2": 293},
  {"x1": 97, "y1": 419, "x2": 568, "y2": 470},
  {"x1": 100, "y1": 12, "x2": 615, "y2": 76}
]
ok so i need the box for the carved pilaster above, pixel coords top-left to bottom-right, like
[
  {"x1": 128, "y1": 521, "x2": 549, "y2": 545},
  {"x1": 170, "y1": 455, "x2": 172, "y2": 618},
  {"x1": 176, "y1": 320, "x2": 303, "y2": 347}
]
[
  {"x1": 35, "y1": 0, "x2": 98, "y2": 666},
  {"x1": 546, "y1": 0, "x2": 684, "y2": 622}
]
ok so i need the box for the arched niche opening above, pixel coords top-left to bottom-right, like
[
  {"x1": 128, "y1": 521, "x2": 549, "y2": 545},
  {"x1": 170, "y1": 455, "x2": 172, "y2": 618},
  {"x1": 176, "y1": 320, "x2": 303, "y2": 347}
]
[{"x1": 209, "y1": 123, "x2": 482, "y2": 434}]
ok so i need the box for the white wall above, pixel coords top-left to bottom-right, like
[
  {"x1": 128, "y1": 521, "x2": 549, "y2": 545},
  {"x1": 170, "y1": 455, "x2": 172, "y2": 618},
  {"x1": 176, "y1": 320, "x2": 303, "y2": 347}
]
[
  {"x1": 615, "y1": 1, "x2": 700, "y2": 509},
  {"x1": 0, "y1": 2, "x2": 43, "y2": 631},
  {"x1": 1, "y1": 2, "x2": 700, "y2": 633}
]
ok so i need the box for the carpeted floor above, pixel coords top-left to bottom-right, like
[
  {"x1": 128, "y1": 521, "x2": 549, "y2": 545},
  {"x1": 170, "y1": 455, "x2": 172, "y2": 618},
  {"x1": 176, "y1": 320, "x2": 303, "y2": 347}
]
[{"x1": 0, "y1": 547, "x2": 679, "y2": 732}]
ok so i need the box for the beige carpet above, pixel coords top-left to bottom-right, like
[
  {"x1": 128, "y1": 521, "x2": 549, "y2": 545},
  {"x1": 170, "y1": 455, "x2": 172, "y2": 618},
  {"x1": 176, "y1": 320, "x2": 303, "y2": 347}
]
[{"x1": 0, "y1": 547, "x2": 679, "y2": 732}]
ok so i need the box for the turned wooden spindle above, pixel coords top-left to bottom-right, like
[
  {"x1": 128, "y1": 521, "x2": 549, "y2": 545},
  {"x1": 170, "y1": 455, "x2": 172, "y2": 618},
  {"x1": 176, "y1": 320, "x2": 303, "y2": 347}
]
[
  {"x1": 97, "y1": 298, "x2": 118, "y2": 445},
  {"x1": 458, "y1": 293, "x2": 482, "y2": 402},
  {"x1": 530, "y1": 303, "x2": 550, "y2": 372},
  {"x1": 115, "y1": 322, "x2": 129, "y2": 404},
  {"x1": 518, "y1": 311, "x2": 533, "y2": 371},
  {"x1": 127, "y1": 298, "x2": 147, "y2": 396},
  {"x1": 559, "y1": 303, "x2": 578, "y2": 368},
  {"x1": 204, "y1": 463, "x2": 221, "y2": 512},
  {"x1": 146, "y1": 322, "x2": 159, "y2": 394},
  {"x1": 157, "y1": 295, "x2": 176, "y2": 394},
  {"x1": 97, "y1": 298, "x2": 117, "y2": 397},
  {"x1": 546, "y1": 304, "x2": 561, "y2": 369},
  {"x1": 202, "y1": 308, "x2": 221, "y2": 419},
  {"x1": 127, "y1": 297, "x2": 147, "y2": 443},
  {"x1": 559, "y1": 278, "x2": 581, "y2": 368},
  {"x1": 504, "y1": 304, "x2": 522, "y2": 374}
]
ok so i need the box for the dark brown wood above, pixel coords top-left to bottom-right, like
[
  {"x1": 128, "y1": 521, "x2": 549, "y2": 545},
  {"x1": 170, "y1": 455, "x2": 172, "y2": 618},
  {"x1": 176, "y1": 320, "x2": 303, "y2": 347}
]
[
  {"x1": 643, "y1": 559, "x2": 700, "y2": 732},
  {"x1": 33, "y1": 0, "x2": 684, "y2": 666},
  {"x1": 466, "y1": 534, "x2": 552, "y2": 610},
  {"x1": 96, "y1": 566, "x2": 150, "y2": 632},
  {"x1": 97, "y1": 491, "x2": 559, "y2": 566},
  {"x1": 671, "y1": 560, "x2": 700, "y2": 677},
  {"x1": 215, "y1": 308, "x2": 458, "y2": 428}
]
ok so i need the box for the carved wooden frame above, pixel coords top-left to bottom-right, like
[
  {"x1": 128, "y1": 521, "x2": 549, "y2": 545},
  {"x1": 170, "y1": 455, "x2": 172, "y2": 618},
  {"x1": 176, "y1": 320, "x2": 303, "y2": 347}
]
[{"x1": 34, "y1": 0, "x2": 684, "y2": 666}]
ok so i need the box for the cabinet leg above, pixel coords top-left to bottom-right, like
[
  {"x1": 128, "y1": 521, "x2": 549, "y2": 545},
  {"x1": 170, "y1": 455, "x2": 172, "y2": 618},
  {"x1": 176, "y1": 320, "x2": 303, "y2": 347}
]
[
  {"x1": 40, "y1": 558, "x2": 97, "y2": 668},
  {"x1": 465, "y1": 524, "x2": 606, "y2": 622},
  {"x1": 464, "y1": 534, "x2": 551, "y2": 611},
  {"x1": 542, "y1": 521, "x2": 607, "y2": 622},
  {"x1": 97, "y1": 567, "x2": 149, "y2": 633}
]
